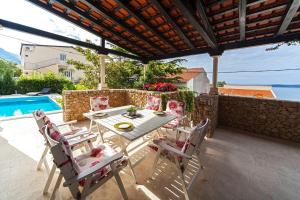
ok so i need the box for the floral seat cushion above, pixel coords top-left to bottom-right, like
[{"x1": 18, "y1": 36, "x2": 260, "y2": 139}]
[
  {"x1": 47, "y1": 123, "x2": 127, "y2": 187},
  {"x1": 90, "y1": 96, "x2": 109, "y2": 111},
  {"x1": 149, "y1": 137, "x2": 190, "y2": 163},
  {"x1": 163, "y1": 100, "x2": 185, "y2": 129},
  {"x1": 145, "y1": 96, "x2": 161, "y2": 111}
]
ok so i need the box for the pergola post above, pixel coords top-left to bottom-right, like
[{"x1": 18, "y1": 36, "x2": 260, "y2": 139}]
[
  {"x1": 98, "y1": 55, "x2": 108, "y2": 90},
  {"x1": 210, "y1": 55, "x2": 220, "y2": 95}
]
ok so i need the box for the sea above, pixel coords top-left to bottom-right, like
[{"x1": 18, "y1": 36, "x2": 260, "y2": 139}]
[{"x1": 271, "y1": 85, "x2": 300, "y2": 102}]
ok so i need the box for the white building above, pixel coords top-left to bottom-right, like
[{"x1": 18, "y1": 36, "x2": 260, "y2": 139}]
[
  {"x1": 20, "y1": 44, "x2": 87, "y2": 82},
  {"x1": 174, "y1": 68, "x2": 210, "y2": 94}
]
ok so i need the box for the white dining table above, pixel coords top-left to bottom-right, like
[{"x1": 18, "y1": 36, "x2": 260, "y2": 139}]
[{"x1": 83, "y1": 105, "x2": 176, "y2": 182}]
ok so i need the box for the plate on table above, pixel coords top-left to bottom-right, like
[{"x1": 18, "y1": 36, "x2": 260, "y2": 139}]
[
  {"x1": 93, "y1": 113, "x2": 107, "y2": 118},
  {"x1": 114, "y1": 122, "x2": 134, "y2": 132},
  {"x1": 153, "y1": 111, "x2": 166, "y2": 116}
]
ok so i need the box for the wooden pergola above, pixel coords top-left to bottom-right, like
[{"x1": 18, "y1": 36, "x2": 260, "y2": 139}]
[{"x1": 1, "y1": 0, "x2": 300, "y2": 91}]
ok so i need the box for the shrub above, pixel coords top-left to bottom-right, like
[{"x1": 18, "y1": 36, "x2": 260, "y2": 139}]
[
  {"x1": 16, "y1": 73, "x2": 74, "y2": 94},
  {"x1": 74, "y1": 83, "x2": 91, "y2": 90},
  {"x1": 0, "y1": 71, "x2": 16, "y2": 95},
  {"x1": 143, "y1": 82, "x2": 177, "y2": 92}
]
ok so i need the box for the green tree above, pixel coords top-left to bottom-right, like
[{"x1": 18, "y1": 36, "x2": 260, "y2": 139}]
[
  {"x1": 0, "y1": 58, "x2": 22, "y2": 77},
  {"x1": 141, "y1": 59, "x2": 186, "y2": 84},
  {"x1": 67, "y1": 47, "x2": 101, "y2": 89},
  {"x1": 68, "y1": 44, "x2": 185, "y2": 89},
  {"x1": 217, "y1": 81, "x2": 226, "y2": 87},
  {"x1": 0, "y1": 71, "x2": 16, "y2": 95}
]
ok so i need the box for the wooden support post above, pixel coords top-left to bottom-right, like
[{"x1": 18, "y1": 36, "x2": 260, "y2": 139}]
[
  {"x1": 98, "y1": 55, "x2": 108, "y2": 90},
  {"x1": 210, "y1": 55, "x2": 219, "y2": 95}
]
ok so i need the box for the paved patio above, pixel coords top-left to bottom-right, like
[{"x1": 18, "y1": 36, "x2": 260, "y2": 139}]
[{"x1": 0, "y1": 113, "x2": 299, "y2": 200}]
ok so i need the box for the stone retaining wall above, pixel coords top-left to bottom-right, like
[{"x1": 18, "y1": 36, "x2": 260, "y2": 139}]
[
  {"x1": 63, "y1": 89, "x2": 218, "y2": 137},
  {"x1": 218, "y1": 95, "x2": 300, "y2": 142}
]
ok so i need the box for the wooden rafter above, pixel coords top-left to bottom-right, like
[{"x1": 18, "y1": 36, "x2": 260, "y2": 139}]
[
  {"x1": 277, "y1": 0, "x2": 300, "y2": 35},
  {"x1": 0, "y1": 19, "x2": 143, "y2": 60},
  {"x1": 172, "y1": 0, "x2": 217, "y2": 49},
  {"x1": 196, "y1": 0, "x2": 216, "y2": 44},
  {"x1": 114, "y1": 0, "x2": 178, "y2": 52},
  {"x1": 239, "y1": 0, "x2": 247, "y2": 40},
  {"x1": 150, "y1": 0, "x2": 194, "y2": 49},
  {"x1": 79, "y1": 0, "x2": 165, "y2": 55},
  {"x1": 51, "y1": 0, "x2": 152, "y2": 56}
]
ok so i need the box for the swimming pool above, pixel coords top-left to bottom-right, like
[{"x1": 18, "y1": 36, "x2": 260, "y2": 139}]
[{"x1": 0, "y1": 96, "x2": 61, "y2": 117}]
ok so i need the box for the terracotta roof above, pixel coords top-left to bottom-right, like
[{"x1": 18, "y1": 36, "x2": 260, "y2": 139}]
[
  {"x1": 169, "y1": 67, "x2": 205, "y2": 83},
  {"x1": 27, "y1": 0, "x2": 300, "y2": 61},
  {"x1": 219, "y1": 86, "x2": 276, "y2": 99}
]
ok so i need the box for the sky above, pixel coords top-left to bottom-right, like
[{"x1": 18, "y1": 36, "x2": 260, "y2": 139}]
[{"x1": 0, "y1": 0, "x2": 300, "y2": 85}]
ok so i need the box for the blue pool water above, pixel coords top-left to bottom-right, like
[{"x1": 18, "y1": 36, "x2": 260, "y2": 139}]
[{"x1": 0, "y1": 96, "x2": 61, "y2": 117}]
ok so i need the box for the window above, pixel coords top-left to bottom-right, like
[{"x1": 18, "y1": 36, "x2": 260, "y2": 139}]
[
  {"x1": 64, "y1": 70, "x2": 72, "y2": 79},
  {"x1": 60, "y1": 54, "x2": 67, "y2": 62}
]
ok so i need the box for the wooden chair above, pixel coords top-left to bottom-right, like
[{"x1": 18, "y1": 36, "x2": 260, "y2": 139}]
[
  {"x1": 32, "y1": 110, "x2": 94, "y2": 171},
  {"x1": 89, "y1": 96, "x2": 110, "y2": 140},
  {"x1": 150, "y1": 118, "x2": 209, "y2": 200},
  {"x1": 45, "y1": 123, "x2": 128, "y2": 200}
]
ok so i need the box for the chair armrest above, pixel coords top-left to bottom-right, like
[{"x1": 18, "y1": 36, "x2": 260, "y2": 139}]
[
  {"x1": 176, "y1": 127, "x2": 192, "y2": 135},
  {"x1": 156, "y1": 140, "x2": 192, "y2": 159},
  {"x1": 68, "y1": 134, "x2": 97, "y2": 147},
  {"x1": 75, "y1": 153, "x2": 123, "y2": 182},
  {"x1": 64, "y1": 127, "x2": 89, "y2": 140},
  {"x1": 56, "y1": 120, "x2": 78, "y2": 127}
]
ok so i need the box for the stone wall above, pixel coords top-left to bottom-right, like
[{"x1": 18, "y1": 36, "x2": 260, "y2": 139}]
[
  {"x1": 194, "y1": 94, "x2": 218, "y2": 137},
  {"x1": 62, "y1": 89, "x2": 218, "y2": 137},
  {"x1": 63, "y1": 89, "x2": 128, "y2": 121},
  {"x1": 218, "y1": 95, "x2": 300, "y2": 142}
]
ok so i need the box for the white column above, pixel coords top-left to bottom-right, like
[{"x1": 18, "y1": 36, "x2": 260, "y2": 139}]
[
  {"x1": 98, "y1": 55, "x2": 108, "y2": 90},
  {"x1": 210, "y1": 55, "x2": 219, "y2": 95}
]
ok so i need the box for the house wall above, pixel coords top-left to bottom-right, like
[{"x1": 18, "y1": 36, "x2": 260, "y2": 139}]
[
  {"x1": 63, "y1": 89, "x2": 218, "y2": 137},
  {"x1": 185, "y1": 73, "x2": 210, "y2": 94},
  {"x1": 20, "y1": 45, "x2": 86, "y2": 82},
  {"x1": 193, "y1": 73, "x2": 210, "y2": 94},
  {"x1": 218, "y1": 95, "x2": 300, "y2": 142}
]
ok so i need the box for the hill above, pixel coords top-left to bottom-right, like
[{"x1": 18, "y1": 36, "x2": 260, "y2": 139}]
[{"x1": 0, "y1": 48, "x2": 21, "y2": 64}]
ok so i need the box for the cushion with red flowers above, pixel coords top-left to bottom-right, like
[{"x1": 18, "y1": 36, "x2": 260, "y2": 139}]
[
  {"x1": 145, "y1": 96, "x2": 161, "y2": 111},
  {"x1": 163, "y1": 100, "x2": 185, "y2": 129},
  {"x1": 90, "y1": 96, "x2": 109, "y2": 111}
]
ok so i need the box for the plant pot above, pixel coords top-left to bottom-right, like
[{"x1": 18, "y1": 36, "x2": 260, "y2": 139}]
[{"x1": 127, "y1": 110, "x2": 137, "y2": 116}]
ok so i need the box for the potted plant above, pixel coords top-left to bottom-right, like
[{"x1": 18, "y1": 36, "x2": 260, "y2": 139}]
[{"x1": 127, "y1": 106, "x2": 137, "y2": 116}]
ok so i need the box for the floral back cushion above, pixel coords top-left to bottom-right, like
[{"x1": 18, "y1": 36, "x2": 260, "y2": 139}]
[
  {"x1": 166, "y1": 100, "x2": 185, "y2": 118},
  {"x1": 90, "y1": 96, "x2": 109, "y2": 111},
  {"x1": 33, "y1": 110, "x2": 51, "y2": 131},
  {"x1": 145, "y1": 96, "x2": 161, "y2": 111},
  {"x1": 47, "y1": 122, "x2": 80, "y2": 173}
]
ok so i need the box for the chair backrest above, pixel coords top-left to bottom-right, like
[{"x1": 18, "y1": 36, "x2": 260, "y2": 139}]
[
  {"x1": 90, "y1": 96, "x2": 109, "y2": 111},
  {"x1": 33, "y1": 109, "x2": 51, "y2": 134},
  {"x1": 41, "y1": 88, "x2": 51, "y2": 94},
  {"x1": 181, "y1": 118, "x2": 209, "y2": 166},
  {"x1": 145, "y1": 95, "x2": 161, "y2": 111},
  {"x1": 165, "y1": 100, "x2": 185, "y2": 118},
  {"x1": 45, "y1": 123, "x2": 80, "y2": 181}
]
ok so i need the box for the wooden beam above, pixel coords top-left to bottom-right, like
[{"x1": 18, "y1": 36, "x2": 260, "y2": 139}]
[
  {"x1": 114, "y1": 0, "x2": 178, "y2": 52},
  {"x1": 172, "y1": 0, "x2": 218, "y2": 49},
  {"x1": 79, "y1": 0, "x2": 165, "y2": 55},
  {"x1": 0, "y1": 19, "x2": 143, "y2": 61},
  {"x1": 196, "y1": 0, "x2": 216, "y2": 44},
  {"x1": 51, "y1": 0, "x2": 151, "y2": 56},
  {"x1": 146, "y1": 32, "x2": 300, "y2": 61},
  {"x1": 239, "y1": 0, "x2": 247, "y2": 41},
  {"x1": 277, "y1": 0, "x2": 300, "y2": 35},
  {"x1": 150, "y1": 0, "x2": 194, "y2": 49}
]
